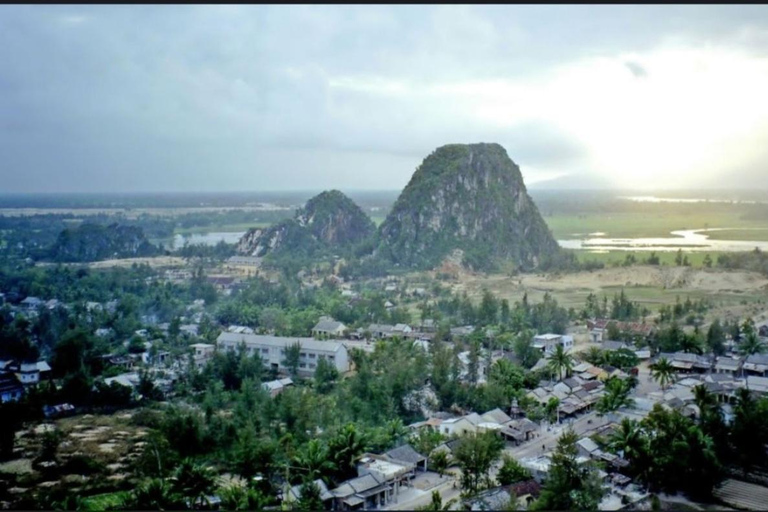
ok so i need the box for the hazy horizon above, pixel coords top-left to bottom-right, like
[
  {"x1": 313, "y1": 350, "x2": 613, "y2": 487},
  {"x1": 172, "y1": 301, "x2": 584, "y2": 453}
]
[{"x1": 4, "y1": 5, "x2": 768, "y2": 193}]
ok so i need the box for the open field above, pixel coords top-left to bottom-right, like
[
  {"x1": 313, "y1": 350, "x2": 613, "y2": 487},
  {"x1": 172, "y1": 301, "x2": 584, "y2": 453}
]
[
  {"x1": 706, "y1": 228, "x2": 768, "y2": 241},
  {"x1": 432, "y1": 266, "x2": 768, "y2": 322},
  {"x1": 543, "y1": 212, "x2": 768, "y2": 239}
]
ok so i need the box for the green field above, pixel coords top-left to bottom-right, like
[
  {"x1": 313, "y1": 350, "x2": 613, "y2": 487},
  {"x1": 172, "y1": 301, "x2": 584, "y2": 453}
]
[
  {"x1": 706, "y1": 228, "x2": 768, "y2": 241},
  {"x1": 544, "y1": 212, "x2": 768, "y2": 239},
  {"x1": 573, "y1": 250, "x2": 724, "y2": 268}
]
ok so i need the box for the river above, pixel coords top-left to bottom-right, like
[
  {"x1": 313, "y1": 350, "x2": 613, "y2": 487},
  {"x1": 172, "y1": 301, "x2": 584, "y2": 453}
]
[{"x1": 559, "y1": 228, "x2": 768, "y2": 252}]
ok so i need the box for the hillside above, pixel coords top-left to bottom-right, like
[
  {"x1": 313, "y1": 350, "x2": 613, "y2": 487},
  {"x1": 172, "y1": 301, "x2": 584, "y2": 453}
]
[
  {"x1": 50, "y1": 223, "x2": 159, "y2": 262},
  {"x1": 377, "y1": 143, "x2": 559, "y2": 270},
  {"x1": 237, "y1": 190, "x2": 375, "y2": 257}
]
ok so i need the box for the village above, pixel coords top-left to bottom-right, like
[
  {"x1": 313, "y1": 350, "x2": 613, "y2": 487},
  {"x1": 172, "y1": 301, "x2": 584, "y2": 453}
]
[{"x1": 4, "y1": 259, "x2": 768, "y2": 511}]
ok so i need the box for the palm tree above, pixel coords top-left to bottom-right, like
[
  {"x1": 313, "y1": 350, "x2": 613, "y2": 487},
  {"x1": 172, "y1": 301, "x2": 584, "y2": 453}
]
[
  {"x1": 609, "y1": 418, "x2": 644, "y2": 464},
  {"x1": 738, "y1": 332, "x2": 765, "y2": 357},
  {"x1": 292, "y1": 439, "x2": 336, "y2": 481},
  {"x1": 692, "y1": 384, "x2": 718, "y2": 417},
  {"x1": 125, "y1": 478, "x2": 183, "y2": 511},
  {"x1": 328, "y1": 423, "x2": 367, "y2": 481},
  {"x1": 547, "y1": 344, "x2": 574, "y2": 382},
  {"x1": 583, "y1": 346, "x2": 605, "y2": 366},
  {"x1": 650, "y1": 357, "x2": 675, "y2": 391},
  {"x1": 172, "y1": 458, "x2": 218, "y2": 509},
  {"x1": 596, "y1": 376, "x2": 635, "y2": 415},
  {"x1": 218, "y1": 485, "x2": 270, "y2": 511}
]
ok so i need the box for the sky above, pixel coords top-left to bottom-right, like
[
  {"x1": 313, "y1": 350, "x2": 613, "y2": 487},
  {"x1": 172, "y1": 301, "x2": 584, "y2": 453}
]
[{"x1": 3, "y1": 5, "x2": 768, "y2": 193}]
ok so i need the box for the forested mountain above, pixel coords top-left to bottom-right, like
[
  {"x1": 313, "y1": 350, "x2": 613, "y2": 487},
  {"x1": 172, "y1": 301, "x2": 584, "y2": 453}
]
[
  {"x1": 377, "y1": 143, "x2": 559, "y2": 271},
  {"x1": 237, "y1": 190, "x2": 375, "y2": 257}
]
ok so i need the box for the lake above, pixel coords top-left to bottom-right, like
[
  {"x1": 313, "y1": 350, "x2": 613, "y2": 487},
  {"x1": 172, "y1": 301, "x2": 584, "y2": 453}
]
[{"x1": 166, "y1": 231, "x2": 246, "y2": 249}]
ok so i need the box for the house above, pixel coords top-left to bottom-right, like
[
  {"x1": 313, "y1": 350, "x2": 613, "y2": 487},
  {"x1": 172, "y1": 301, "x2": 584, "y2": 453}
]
[
  {"x1": 284, "y1": 479, "x2": 333, "y2": 506},
  {"x1": 190, "y1": 343, "x2": 215, "y2": 369},
  {"x1": 216, "y1": 332, "x2": 350, "y2": 375},
  {"x1": 261, "y1": 377, "x2": 294, "y2": 398},
  {"x1": 532, "y1": 334, "x2": 573, "y2": 355},
  {"x1": 14, "y1": 362, "x2": 41, "y2": 386},
  {"x1": 392, "y1": 324, "x2": 412, "y2": 336},
  {"x1": 715, "y1": 356, "x2": 742, "y2": 376},
  {"x1": 451, "y1": 326, "x2": 475, "y2": 339},
  {"x1": 207, "y1": 276, "x2": 237, "y2": 292},
  {"x1": 103, "y1": 372, "x2": 141, "y2": 390},
  {"x1": 226, "y1": 255, "x2": 262, "y2": 268},
  {"x1": 588, "y1": 319, "x2": 654, "y2": 343},
  {"x1": 368, "y1": 324, "x2": 394, "y2": 339},
  {"x1": 440, "y1": 416, "x2": 477, "y2": 437},
  {"x1": 20, "y1": 296, "x2": 43, "y2": 312},
  {"x1": 0, "y1": 372, "x2": 24, "y2": 403},
  {"x1": 311, "y1": 317, "x2": 348, "y2": 338},
  {"x1": 330, "y1": 472, "x2": 395, "y2": 510},
  {"x1": 420, "y1": 319, "x2": 436, "y2": 333},
  {"x1": 743, "y1": 354, "x2": 768, "y2": 377},
  {"x1": 384, "y1": 444, "x2": 428, "y2": 472}
]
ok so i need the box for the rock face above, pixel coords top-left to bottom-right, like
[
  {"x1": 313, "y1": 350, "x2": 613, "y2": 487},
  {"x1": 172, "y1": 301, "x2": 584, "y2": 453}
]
[
  {"x1": 237, "y1": 190, "x2": 375, "y2": 257},
  {"x1": 377, "y1": 143, "x2": 559, "y2": 270},
  {"x1": 50, "y1": 223, "x2": 159, "y2": 262}
]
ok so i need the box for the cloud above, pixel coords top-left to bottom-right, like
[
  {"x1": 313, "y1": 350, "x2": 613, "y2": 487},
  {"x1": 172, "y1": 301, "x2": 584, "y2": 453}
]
[
  {"x1": 624, "y1": 61, "x2": 648, "y2": 78},
  {"x1": 1, "y1": 5, "x2": 768, "y2": 192}
]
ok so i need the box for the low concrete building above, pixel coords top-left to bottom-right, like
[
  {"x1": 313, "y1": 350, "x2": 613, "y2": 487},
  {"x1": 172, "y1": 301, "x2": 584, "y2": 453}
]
[
  {"x1": 532, "y1": 334, "x2": 573, "y2": 355},
  {"x1": 216, "y1": 332, "x2": 350, "y2": 375},
  {"x1": 190, "y1": 343, "x2": 215, "y2": 369},
  {"x1": 311, "y1": 316, "x2": 348, "y2": 338}
]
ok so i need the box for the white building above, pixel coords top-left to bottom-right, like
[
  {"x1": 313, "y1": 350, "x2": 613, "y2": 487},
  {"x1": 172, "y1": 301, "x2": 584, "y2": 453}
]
[
  {"x1": 190, "y1": 343, "x2": 215, "y2": 369},
  {"x1": 216, "y1": 332, "x2": 350, "y2": 375},
  {"x1": 532, "y1": 334, "x2": 574, "y2": 355}
]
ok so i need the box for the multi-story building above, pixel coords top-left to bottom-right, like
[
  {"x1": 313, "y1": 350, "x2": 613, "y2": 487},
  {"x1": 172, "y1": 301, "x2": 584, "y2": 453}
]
[{"x1": 216, "y1": 332, "x2": 350, "y2": 375}]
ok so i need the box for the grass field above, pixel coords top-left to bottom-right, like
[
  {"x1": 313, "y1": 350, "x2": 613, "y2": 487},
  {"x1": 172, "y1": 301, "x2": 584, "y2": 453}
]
[
  {"x1": 573, "y1": 250, "x2": 724, "y2": 268},
  {"x1": 706, "y1": 228, "x2": 768, "y2": 241},
  {"x1": 544, "y1": 212, "x2": 768, "y2": 239}
]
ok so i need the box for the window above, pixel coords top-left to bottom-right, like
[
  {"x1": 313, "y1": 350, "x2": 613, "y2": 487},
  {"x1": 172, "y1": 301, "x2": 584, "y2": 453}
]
[
  {"x1": 319, "y1": 354, "x2": 326, "y2": 359},
  {"x1": 261, "y1": 348, "x2": 269, "y2": 354},
  {"x1": 309, "y1": 353, "x2": 316, "y2": 359},
  {"x1": 300, "y1": 353, "x2": 307, "y2": 358},
  {"x1": 328, "y1": 356, "x2": 335, "y2": 361},
  {"x1": 300, "y1": 363, "x2": 307, "y2": 369},
  {"x1": 280, "y1": 349, "x2": 285, "y2": 355},
  {"x1": 309, "y1": 363, "x2": 316, "y2": 369}
]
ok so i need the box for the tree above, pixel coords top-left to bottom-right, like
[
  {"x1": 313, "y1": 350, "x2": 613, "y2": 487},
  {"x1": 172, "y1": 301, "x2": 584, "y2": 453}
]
[
  {"x1": 706, "y1": 320, "x2": 726, "y2": 356},
  {"x1": 650, "y1": 357, "x2": 675, "y2": 390},
  {"x1": 292, "y1": 439, "x2": 335, "y2": 481},
  {"x1": 596, "y1": 376, "x2": 635, "y2": 415},
  {"x1": 497, "y1": 454, "x2": 531, "y2": 485},
  {"x1": 282, "y1": 341, "x2": 302, "y2": 378},
  {"x1": 606, "y1": 321, "x2": 622, "y2": 341},
  {"x1": 453, "y1": 431, "x2": 504, "y2": 495},
  {"x1": 532, "y1": 429, "x2": 604, "y2": 511},
  {"x1": 171, "y1": 458, "x2": 217, "y2": 509},
  {"x1": 738, "y1": 329, "x2": 764, "y2": 357},
  {"x1": 513, "y1": 331, "x2": 540, "y2": 369},
  {"x1": 314, "y1": 357, "x2": 339, "y2": 394},
  {"x1": 328, "y1": 423, "x2": 368, "y2": 482},
  {"x1": 218, "y1": 485, "x2": 270, "y2": 511},
  {"x1": 703, "y1": 254, "x2": 713, "y2": 268},
  {"x1": 547, "y1": 344, "x2": 573, "y2": 382},
  {"x1": 430, "y1": 450, "x2": 450, "y2": 477},
  {"x1": 479, "y1": 290, "x2": 499, "y2": 326},
  {"x1": 582, "y1": 347, "x2": 605, "y2": 366},
  {"x1": 609, "y1": 418, "x2": 645, "y2": 468},
  {"x1": 123, "y1": 478, "x2": 185, "y2": 511},
  {"x1": 467, "y1": 340, "x2": 481, "y2": 385},
  {"x1": 675, "y1": 249, "x2": 684, "y2": 266},
  {"x1": 296, "y1": 479, "x2": 324, "y2": 511}
]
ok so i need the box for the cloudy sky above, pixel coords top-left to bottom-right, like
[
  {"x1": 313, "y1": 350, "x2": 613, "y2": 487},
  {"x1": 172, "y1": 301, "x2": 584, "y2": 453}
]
[{"x1": 3, "y1": 5, "x2": 768, "y2": 193}]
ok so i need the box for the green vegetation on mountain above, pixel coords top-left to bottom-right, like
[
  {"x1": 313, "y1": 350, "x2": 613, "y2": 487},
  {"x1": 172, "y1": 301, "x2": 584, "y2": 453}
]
[
  {"x1": 237, "y1": 190, "x2": 375, "y2": 258},
  {"x1": 49, "y1": 223, "x2": 159, "y2": 262},
  {"x1": 377, "y1": 143, "x2": 559, "y2": 271}
]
